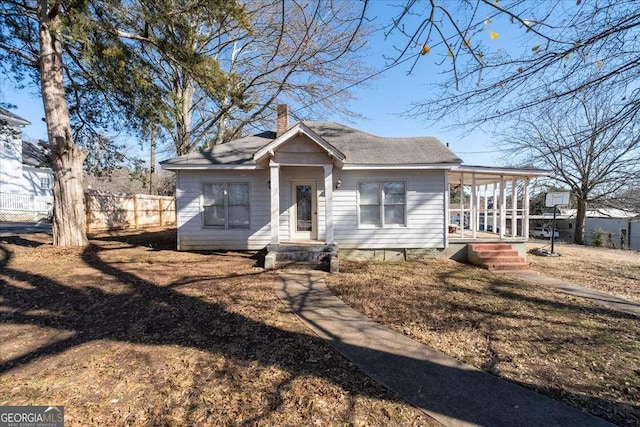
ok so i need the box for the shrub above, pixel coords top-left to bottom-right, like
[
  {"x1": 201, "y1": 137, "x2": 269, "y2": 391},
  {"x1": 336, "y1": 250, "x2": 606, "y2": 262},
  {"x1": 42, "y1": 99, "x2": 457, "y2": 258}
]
[{"x1": 591, "y1": 228, "x2": 605, "y2": 247}]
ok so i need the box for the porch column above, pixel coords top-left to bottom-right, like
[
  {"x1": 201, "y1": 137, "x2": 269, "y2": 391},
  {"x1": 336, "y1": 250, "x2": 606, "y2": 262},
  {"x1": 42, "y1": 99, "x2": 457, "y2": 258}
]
[
  {"x1": 323, "y1": 164, "x2": 334, "y2": 244},
  {"x1": 511, "y1": 178, "x2": 517, "y2": 237},
  {"x1": 483, "y1": 184, "x2": 488, "y2": 233},
  {"x1": 500, "y1": 176, "x2": 506, "y2": 239},
  {"x1": 523, "y1": 178, "x2": 530, "y2": 239},
  {"x1": 471, "y1": 174, "x2": 477, "y2": 239},
  {"x1": 459, "y1": 173, "x2": 464, "y2": 237},
  {"x1": 492, "y1": 183, "x2": 497, "y2": 233},
  {"x1": 270, "y1": 161, "x2": 280, "y2": 244}
]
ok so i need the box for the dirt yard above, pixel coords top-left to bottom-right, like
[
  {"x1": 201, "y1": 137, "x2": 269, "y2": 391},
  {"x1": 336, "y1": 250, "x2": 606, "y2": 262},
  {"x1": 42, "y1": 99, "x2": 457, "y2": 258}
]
[
  {"x1": 526, "y1": 241, "x2": 640, "y2": 302},
  {"x1": 325, "y1": 258, "x2": 640, "y2": 426},
  {"x1": 0, "y1": 228, "x2": 436, "y2": 426}
]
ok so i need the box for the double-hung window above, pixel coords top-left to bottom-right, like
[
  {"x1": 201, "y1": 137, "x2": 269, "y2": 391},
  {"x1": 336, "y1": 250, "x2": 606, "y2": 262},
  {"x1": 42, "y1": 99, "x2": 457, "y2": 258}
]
[
  {"x1": 40, "y1": 176, "x2": 53, "y2": 190},
  {"x1": 202, "y1": 183, "x2": 249, "y2": 228},
  {"x1": 358, "y1": 181, "x2": 406, "y2": 227}
]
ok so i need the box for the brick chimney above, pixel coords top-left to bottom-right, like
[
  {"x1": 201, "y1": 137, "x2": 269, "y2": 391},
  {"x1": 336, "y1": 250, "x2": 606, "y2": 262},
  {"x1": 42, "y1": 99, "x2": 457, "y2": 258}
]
[{"x1": 277, "y1": 104, "x2": 289, "y2": 136}]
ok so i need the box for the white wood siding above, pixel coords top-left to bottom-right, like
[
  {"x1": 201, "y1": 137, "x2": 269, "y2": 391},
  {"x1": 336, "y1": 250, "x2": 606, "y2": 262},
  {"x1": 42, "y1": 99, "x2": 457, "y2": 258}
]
[
  {"x1": 333, "y1": 170, "x2": 446, "y2": 249},
  {"x1": 176, "y1": 168, "x2": 446, "y2": 251},
  {"x1": 176, "y1": 170, "x2": 271, "y2": 250}
]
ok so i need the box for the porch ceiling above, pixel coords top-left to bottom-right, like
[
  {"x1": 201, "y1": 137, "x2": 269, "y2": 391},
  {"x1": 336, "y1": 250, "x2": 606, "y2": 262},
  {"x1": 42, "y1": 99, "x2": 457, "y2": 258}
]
[{"x1": 448, "y1": 165, "x2": 551, "y2": 185}]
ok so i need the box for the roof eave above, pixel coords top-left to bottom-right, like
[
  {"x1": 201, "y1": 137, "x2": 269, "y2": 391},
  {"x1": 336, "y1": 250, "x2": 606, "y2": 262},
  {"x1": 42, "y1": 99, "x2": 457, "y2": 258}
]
[
  {"x1": 160, "y1": 162, "x2": 260, "y2": 171},
  {"x1": 342, "y1": 162, "x2": 461, "y2": 170}
]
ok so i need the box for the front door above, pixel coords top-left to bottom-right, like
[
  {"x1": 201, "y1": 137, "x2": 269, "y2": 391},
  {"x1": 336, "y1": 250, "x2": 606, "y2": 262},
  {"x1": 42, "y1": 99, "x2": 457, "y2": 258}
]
[{"x1": 291, "y1": 181, "x2": 317, "y2": 241}]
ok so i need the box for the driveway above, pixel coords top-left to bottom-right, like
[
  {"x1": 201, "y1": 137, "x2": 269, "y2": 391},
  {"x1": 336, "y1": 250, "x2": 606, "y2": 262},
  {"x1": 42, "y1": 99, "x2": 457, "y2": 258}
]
[{"x1": 0, "y1": 221, "x2": 52, "y2": 236}]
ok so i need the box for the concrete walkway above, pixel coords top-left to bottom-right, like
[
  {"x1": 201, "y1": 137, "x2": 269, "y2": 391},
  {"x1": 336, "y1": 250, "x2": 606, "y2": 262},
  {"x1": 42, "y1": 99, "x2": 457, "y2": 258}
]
[
  {"x1": 276, "y1": 270, "x2": 613, "y2": 427},
  {"x1": 509, "y1": 272, "x2": 640, "y2": 318}
]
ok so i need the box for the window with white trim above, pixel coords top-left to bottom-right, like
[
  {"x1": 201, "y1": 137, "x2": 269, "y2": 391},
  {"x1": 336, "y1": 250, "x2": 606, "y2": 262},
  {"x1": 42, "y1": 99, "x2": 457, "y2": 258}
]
[
  {"x1": 358, "y1": 181, "x2": 406, "y2": 227},
  {"x1": 202, "y1": 183, "x2": 249, "y2": 228},
  {"x1": 40, "y1": 176, "x2": 53, "y2": 190}
]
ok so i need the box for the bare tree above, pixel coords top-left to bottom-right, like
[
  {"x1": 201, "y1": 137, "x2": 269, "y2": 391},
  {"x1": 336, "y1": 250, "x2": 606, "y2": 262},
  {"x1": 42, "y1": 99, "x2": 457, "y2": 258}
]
[
  {"x1": 385, "y1": 1, "x2": 640, "y2": 131},
  {"x1": 115, "y1": 0, "x2": 371, "y2": 155},
  {"x1": 502, "y1": 91, "x2": 640, "y2": 244}
]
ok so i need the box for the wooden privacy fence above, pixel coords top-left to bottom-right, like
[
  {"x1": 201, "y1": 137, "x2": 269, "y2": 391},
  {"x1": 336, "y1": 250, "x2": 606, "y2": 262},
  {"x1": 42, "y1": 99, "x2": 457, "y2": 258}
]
[{"x1": 85, "y1": 191, "x2": 176, "y2": 232}]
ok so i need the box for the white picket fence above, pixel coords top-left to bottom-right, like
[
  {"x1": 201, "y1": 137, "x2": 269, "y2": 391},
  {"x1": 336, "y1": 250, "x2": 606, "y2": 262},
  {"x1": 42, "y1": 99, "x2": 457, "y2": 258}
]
[{"x1": 0, "y1": 192, "x2": 53, "y2": 222}]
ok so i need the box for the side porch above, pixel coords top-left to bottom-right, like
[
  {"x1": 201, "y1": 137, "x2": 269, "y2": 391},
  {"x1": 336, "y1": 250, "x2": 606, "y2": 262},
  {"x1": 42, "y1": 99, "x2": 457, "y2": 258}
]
[{"x1": 444, "y1": 166, "x2": 549, "y2": 266}]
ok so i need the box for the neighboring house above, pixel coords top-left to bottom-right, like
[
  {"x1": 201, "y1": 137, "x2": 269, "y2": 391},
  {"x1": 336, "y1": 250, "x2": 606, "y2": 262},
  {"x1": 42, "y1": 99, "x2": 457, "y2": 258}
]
[
  {"x1": 540, "y1": 208, "x2": 639, "y2": 250},
  {"x1": 0, "y1": 107, "x2": 53, "y2": 221},
  {"x1": 161, "y1": 105, "x2": 548, "y2": 264}
]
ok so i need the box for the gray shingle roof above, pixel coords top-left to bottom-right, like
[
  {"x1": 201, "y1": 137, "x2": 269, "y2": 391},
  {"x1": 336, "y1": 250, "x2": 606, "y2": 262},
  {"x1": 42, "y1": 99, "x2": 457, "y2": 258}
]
[
  {"x1": 0, "y1": 107, "x2": 30, "y2": 126},
  {"x1": 305, "y1": 122, "x2": 461, "y2": 165},
  {"x1": 22, "y1": 140, "x2": 49, "y2": 167},
  {"x1": 161, "y1": 122, "x2": 461, "y2": 167}
]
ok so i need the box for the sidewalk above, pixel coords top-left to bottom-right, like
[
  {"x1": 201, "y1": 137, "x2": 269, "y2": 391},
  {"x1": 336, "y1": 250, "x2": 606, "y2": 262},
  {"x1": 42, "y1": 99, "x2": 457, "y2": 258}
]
[
  {"x1": 509, "y1": 271, "x2": 640, "y2": 318},
  {"x1": 276, "y1": 270, "x2": 613, "y2": 427}
]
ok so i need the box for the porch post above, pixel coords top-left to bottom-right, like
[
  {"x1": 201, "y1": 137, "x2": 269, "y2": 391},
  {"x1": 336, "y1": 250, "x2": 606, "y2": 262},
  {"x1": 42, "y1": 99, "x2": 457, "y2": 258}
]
[
  {"x1": 483, "y1": 184, "x2": 488, "y2": 233},
  {"x1": 459, "y1": 173, "x2": 464, "y2": 237},
  {"x1": 492, "y1": 183, "x2": 497, "y2": 234},
  {"x1": 471, "y1": 174, "x2": 477, "y2": 239},
  {"x1": 523, "y1": 178, "x2": 530, "y2": 239},
  {"x1": 511, "y1": 178, "x2": 517, "y2": 237},
  {"x1": 269, "y1": 161, "x2": 280, "y2": 244},
  {"x1": 500, "y1": 176, "x2": 506, "y2": 239},
  {"x1": 323, "y1": 164, "x2": 334, "y2": 244}
]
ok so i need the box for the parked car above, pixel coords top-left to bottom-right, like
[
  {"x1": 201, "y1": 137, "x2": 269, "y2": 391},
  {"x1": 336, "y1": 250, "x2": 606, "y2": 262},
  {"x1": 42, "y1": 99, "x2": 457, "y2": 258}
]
[{"x1": 529, "y1": 226, "x2": 559, "y2": 239}]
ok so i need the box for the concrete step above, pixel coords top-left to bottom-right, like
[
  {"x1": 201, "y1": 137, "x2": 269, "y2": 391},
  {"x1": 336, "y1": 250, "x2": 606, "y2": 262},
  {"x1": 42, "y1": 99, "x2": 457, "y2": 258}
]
[
  {"x1": 470, "y1": 243, "x2": 514, "y2": 251},
  {"x1": 473, "y1": 249, "x2": 520, "y2": 258},
  {"x1": 266, "y1": 243, "x2": 339, "y2": 272},
  {"x1": 468, "y1": 243, "x2": 531, "y2": 272}
]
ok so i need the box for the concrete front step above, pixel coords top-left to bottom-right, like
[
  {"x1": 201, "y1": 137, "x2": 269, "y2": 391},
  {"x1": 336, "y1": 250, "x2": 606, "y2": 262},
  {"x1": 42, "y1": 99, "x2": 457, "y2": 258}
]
[
  {"x1": 470, "y1": 243, "x2": 514, "y2": 251},
  {"x1": 265, "y1": 243, "x2": 339, "y2": 272},
  {"x1": 468, "y1": 243, "x2": 531, "y2": 272}
]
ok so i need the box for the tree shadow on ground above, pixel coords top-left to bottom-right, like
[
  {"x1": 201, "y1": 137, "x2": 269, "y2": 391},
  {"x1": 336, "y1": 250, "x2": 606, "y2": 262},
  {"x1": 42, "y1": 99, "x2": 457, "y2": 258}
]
[
  {"x1": 0, "y1": 240, "x2": 416, "y2": 425},
  {"x1": 0, "y1": 235, "x2": 47, "y2": 248},
  {"x1": 432, "y1": 265, "x2": 640, "y2": 425},
  {"x1": 0, "y1": 240, "x2": 625, "y2": 426}
]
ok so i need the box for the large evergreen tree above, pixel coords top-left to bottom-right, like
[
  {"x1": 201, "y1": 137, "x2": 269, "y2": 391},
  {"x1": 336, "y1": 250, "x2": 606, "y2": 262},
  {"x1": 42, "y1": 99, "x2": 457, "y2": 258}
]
[{"x1": 0, "y1": 0, "x2": 246, "y2": 246}]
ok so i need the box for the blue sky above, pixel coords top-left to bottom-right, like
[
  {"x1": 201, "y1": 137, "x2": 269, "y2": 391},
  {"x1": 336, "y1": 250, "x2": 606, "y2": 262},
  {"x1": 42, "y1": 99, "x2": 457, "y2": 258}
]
[{"x1": 0, "y1": 1, "x2": 525, "y2": 167}]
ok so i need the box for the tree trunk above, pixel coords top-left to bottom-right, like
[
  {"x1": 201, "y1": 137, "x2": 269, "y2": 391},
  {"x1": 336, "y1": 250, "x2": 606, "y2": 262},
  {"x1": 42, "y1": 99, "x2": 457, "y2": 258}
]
[
  {"x1": 38, "y1": 1, "x2": 88, "y2": 247},
  {"x1": 574, "y1": 197, "x2": 587, "y2": 245},
  {"x1": 149, "y1": 124, "x2": 156, "y2": 194}
]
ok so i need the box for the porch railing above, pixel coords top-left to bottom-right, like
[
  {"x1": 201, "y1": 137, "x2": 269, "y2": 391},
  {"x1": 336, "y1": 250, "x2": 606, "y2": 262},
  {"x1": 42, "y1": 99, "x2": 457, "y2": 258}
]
[{"x1": 0, "y1": 192, "x2": 53, "y2": 222}]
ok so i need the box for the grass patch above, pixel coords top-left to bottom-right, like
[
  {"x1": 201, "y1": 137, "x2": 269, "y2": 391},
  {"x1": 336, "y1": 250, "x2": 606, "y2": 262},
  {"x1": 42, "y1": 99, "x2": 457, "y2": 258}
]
[
  {"x1": 325, "y1": 259, "x2": 640, "y2": 426},
  {"x1": 0, "y1": 228, "x2": 436, "y2": 426},
  {"x1": 527, "y1": 242, "x2": 640, "y2": 302}
]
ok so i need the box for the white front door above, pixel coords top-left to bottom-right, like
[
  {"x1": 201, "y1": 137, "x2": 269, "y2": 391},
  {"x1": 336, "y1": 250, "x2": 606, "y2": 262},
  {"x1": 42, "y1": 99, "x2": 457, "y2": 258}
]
[{"x1": 290, "y1": 181, "x2": 317, "y2": 241}]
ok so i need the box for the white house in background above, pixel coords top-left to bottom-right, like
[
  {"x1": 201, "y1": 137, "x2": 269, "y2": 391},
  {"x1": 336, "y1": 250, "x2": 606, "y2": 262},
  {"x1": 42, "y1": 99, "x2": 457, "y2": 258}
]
[
  {"x1": 0, "y1": 107, "x2": 54, "y2": 221},
  {"x1": 161, "y1": 105, "x2": 549, "y2": 268},
  {"x1": 543, "y1": 208, "x2": 639, "y2": 250}
]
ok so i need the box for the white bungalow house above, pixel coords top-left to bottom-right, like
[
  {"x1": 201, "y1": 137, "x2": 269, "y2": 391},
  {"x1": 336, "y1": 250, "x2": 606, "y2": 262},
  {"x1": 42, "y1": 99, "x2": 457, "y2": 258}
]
[
  {"x1": 0, "y1": 107, "x2": 54, "y2": 221},
  {"x1": 161, "y1": 106, "x2": 549, "y2": 270}
]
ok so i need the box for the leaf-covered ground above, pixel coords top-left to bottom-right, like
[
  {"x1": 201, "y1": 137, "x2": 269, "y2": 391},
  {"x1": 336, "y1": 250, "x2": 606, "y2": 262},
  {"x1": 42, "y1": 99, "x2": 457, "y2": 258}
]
[
  {"x1": 0, "y1": 228, "x2": 436, "y2": 426},
  {"x1": 325, "y1": 258, "x2": 640, "y2": 426},
  {"x1": 526, "y1": 241, "x2": 640, "y2": 302}
]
